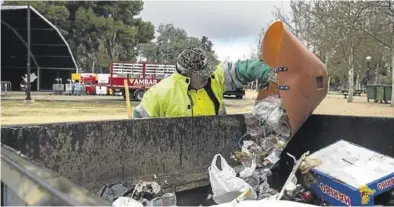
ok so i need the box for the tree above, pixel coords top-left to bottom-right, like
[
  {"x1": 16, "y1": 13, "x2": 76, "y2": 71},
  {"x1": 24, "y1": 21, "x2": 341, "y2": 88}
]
[
  {"x1": 201, "y1": 36, "x2": 214, "y2": 52},
  {"x1": 139, "y1": 23, "x2": 220, "y2": 65},
  {"x1": 274, "y1": 1, "x2": 393, "y2": 105},
  {"x1": 250, "y1": 26, "x2": 267, "y2": 60}
]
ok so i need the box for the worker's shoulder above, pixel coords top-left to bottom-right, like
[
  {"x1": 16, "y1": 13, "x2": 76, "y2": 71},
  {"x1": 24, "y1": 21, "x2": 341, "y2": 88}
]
[
  {"x1": 146, "y1": 74, "x2": 180, "y2": 94},
  {"x1": 212, "y1": 64, "x2": 225, "y2": 80}
]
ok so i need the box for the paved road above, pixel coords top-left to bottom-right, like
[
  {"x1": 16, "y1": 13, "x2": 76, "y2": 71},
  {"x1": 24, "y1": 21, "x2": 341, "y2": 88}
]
[
  {"x1": 2, "y1": 91, "x2": 124, "y2": 102},
  {"x1": 1, "y1": 91, "x2": 248, "y2": 102}
]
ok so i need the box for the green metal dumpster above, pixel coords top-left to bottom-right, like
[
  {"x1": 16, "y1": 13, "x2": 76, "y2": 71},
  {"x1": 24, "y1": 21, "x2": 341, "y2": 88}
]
[
  {"x1": 383, "y1": 85, "x2": 392, "y2": 103},
  {"x1": 375, "y1": 85, "x2": 384, "y2": 103},
  {"x1": 366, "y1": 85, "x2": 376, "y2": 102}
]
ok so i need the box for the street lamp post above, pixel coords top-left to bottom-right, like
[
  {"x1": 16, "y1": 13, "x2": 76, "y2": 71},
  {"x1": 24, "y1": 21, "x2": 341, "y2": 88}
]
[
  {"x1": 26, "y1": 1, "x2": 32, "y2": 101},
  {"x1": 366, "y1": 56, "x2": 372, "y2": 87},
  {"x1": 366, "y1": 56, "x2": 371, "y2": 69}
]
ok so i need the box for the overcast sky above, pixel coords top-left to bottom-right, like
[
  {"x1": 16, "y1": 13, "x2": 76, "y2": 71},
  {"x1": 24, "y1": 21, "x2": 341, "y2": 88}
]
[{"x1": 141, "y1": 0, "x2": 291, "y2": 62}]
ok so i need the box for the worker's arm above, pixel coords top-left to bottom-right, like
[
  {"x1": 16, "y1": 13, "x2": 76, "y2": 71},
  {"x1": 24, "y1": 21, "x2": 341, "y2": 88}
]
[
  {"x1": 132, "y1": 89, "x2": 160, "y2": 119},
  {"x1": 223, "y1": 59, "x2": 272, "y2": 91}
]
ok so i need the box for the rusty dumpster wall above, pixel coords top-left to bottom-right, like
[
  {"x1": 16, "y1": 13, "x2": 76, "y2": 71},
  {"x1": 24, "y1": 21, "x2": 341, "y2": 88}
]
[
  {"x1": 1, "y1": 114, "x2": 394, "y2": 194},
  {"x1": 0, "y1": 116, "x2": 246, "y2": 192}
]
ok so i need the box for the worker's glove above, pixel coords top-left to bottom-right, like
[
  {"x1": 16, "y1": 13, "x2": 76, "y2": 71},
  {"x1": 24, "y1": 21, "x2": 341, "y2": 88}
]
[
  {"x1": 234, "y1": 60, "x2": 273, "y2": 88},
  {"x1": 258, "y1": 70, "x2": 278, "y2": 90}
]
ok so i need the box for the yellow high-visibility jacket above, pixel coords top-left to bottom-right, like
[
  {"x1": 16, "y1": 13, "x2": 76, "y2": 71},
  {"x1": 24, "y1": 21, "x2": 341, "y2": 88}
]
[{"x1": 133, "y1": 60, "x2": 271, "y2": 118}]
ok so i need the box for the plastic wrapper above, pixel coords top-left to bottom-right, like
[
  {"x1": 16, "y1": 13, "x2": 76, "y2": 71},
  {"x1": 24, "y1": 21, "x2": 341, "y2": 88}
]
[
  {"x1": 96, "y1": 181, "x2": 161, "y2": 204},
  {"x1": 265, "y1": 148, "x2": 283, "y2": 165},
  {"x1": 132, "y1": 181, "x2": 161, "y2": 202},
  {"x1": 253, "y1": 95, "x2": 291, "y2": 138},
  {"x1": 113, "y1": 197, "x2": 144, "y2": 207},
  {"x1": 96, "y1": 183, "x2": 132, "y2": 203},
  {"x1": 239, "y1": 141, "x2": 262, "y2": 168},
  {"x1": 243, "y1": 95, "x2": 291, "y2": 167},
  {"x1": 231, "y1": 95, "x2": 291, "y2": 200},
  {"x1": 243, "y1": 168, "x2": 278, "y2": 200},
  {"x1": 239, "y1": 157, "x2": 256, "y2": 179},
  {"x1": 146, "y1": 193, "x2": 177, "y2": 206},
  {"x1": 244, "y1": 114, "x2": 262, "y2": 137}
]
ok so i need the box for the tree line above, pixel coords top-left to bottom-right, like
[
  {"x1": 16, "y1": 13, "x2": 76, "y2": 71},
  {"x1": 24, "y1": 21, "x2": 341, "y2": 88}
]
[
  {"x1": 138, "y1": 23, "x2": 219, "y2": 66},
  {"x1": 4, "y1": 1, "x2": 219, "y2": 72}
]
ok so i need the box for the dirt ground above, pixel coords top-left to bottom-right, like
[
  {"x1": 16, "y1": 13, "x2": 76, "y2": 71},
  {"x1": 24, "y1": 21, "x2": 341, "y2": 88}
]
[{"x1": 1, "y1": 90, "x2": 393, "y2": 125}]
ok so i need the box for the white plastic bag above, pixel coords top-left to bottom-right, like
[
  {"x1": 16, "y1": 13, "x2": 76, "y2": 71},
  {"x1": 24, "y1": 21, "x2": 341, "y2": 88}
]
[
  {"x1": 209, "y1": 154, "x2": 257, "y2": 204},
  {"x1": 112, "y1": 197, "x2": 143, "y2": 207}
]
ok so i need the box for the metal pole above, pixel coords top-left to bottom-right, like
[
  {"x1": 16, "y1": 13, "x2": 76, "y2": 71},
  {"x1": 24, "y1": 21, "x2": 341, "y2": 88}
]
[
  {"x1": 37, "y1": 67, "x2": 40, "y2": 91},
  {"x1": 26, "y1": 2, "x2": 32, "y2": 100},
  {"x1": 366, "y1": 61, "x2": 370, "y2": 87},
  {"x1": 391, "y1": 13, "x2": 394, "y2": 107}
]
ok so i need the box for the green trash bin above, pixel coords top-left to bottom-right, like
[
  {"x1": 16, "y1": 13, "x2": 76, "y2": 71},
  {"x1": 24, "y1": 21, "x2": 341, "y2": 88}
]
[
  {"x1": 383, "y1": 85, "x2": 392, "y2": 103},
  {"x1": 375, "y1": 85, "x2": 384, "y2": 103},
  {"x1": 366, "y1": 85, "x2": 376, "y2": 102}
]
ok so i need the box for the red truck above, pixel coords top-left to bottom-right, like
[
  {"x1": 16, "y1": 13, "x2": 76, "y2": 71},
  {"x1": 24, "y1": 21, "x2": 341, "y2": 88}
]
[
  {"x1": 109, "y1": 62, "x2": 176, "y2": 101},
  {"x1": 80, "y1": 74, "x2": 97, "y2": 95}
]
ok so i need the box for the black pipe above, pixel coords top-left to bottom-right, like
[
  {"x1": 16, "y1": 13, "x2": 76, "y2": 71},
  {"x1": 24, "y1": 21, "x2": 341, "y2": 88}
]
[{"x1": 26, "y1": 2, "x2": 32, "y2": 100}]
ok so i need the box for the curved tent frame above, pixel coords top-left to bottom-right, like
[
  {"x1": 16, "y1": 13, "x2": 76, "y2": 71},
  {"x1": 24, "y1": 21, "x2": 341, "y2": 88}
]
[{"x1": 1, "y1": 5, "x2": 78, "y2": 91}]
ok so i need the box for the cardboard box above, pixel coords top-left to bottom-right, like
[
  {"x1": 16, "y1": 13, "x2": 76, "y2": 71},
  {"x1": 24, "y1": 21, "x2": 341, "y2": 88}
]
[{"x1": 306, "y1": 140, "x2": 394, "y2": 206}]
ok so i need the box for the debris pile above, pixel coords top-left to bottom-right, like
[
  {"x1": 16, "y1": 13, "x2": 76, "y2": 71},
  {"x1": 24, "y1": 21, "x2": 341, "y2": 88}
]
[
  {"x1": 96, "y1": 181, "x2": 176, "y2": 206},
  {"x1": 241, "y1": 95, "x2": 291, "y2": 167},
  {"x1": 209, "y1": 93, "x2": 303, "y2": 204},
  {"x1": 96, "y1": 183, "x2": 133, "y2": 203},
  {"x1": 209, "y1": 151, "x2": 318, "y2": 205},
  {"x1": 224, "y1": 95, "x2": 292, "y2": 201}
]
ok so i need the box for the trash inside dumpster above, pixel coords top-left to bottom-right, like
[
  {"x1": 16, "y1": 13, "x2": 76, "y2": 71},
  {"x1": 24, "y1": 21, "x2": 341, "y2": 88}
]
[
  {"x1": 241, "y1": 95, "x2": 291, "y2": 167},
  {"x1": 209, "y1": 20, "x2": 330, "y2": 206},
  {"x1": 96, "y1": 181, "x2": 174, "y2": 206},
  {"x1": 233, "y1": 19, "x2": 328, "y2": 169},
  {"x1": 208, "y1": 154, "x2": 258, "y2": 203},
  {"x1": 3, "y1": 19, "x2": 394, "y2": 207},
  {"x1": 204, "y1": 139, "x2": 394, "y2": 207},
  {"x1": 208, "y1": 150, "x2": 315, "y2": 205},
  {"x1": 304, "y1": 140, "x2": 394, "y2": 206},
  {"x1": 4, "y1": 137, "x2": 394, "y2": 207}
]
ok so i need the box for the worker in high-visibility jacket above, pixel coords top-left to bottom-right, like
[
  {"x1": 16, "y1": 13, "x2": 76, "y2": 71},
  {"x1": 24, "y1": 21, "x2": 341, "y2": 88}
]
[{"x1": 133, "y1": 48, "x2": 272, "y2": 118}]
